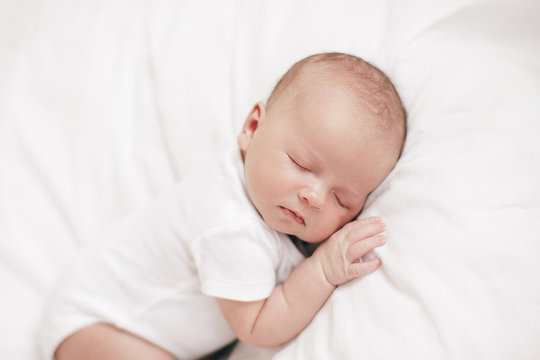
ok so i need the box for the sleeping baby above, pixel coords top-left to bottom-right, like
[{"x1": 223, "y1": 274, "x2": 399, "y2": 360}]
[{"x1": 40, "y1": 52, "x2": 406, "y2": 359}]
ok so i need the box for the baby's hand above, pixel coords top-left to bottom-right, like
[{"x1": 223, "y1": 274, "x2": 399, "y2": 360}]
[{"x1": 314, "y1": 217, "x2": 386, "y2": 287}]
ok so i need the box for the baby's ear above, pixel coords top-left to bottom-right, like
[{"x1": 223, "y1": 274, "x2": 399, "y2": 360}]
[{"x1": 237, "y1": 102, "x2": 266, "y2": 151}]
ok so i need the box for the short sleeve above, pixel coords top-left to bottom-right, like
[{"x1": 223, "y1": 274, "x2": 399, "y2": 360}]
[{"x1": 190, "y1": 221, "x2": 281, "y2": 302}]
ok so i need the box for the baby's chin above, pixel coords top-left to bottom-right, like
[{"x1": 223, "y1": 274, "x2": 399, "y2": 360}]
[
  {"x1": 291, "y1": 231, "x2": 329, "y2": 244},
  {"x1": 272, "y1": 226, "x2": 324, "y2": 244},
  {"x1": 264, "y1": 215, "x2": 331, "y2": 244}
]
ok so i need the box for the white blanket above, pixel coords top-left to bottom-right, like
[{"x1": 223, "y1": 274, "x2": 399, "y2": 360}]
[{"x1": 1, "y1": 0, "x2": 539, "y2": 359}]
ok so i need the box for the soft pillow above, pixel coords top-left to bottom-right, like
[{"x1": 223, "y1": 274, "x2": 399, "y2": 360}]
[{"x1": 273, "y1": 1, "x2": 540, "y2": 359}]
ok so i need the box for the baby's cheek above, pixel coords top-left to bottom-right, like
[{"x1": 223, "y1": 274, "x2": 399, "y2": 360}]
[
  {"x1": 327, "y1": 216, "x2": 350, "y2": 238},
  {"x1": 311, "y1": 222, "x2": 338, "y2": 243}
]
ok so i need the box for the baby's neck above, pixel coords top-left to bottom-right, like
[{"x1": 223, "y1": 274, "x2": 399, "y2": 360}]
[{"x1": 288, "y1": 235, "x2": 319, "y2": 257}]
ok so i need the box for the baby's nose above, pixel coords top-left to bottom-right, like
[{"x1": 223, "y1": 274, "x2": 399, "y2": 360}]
[{"x1": 298, "y1": 185, "x2": 325, "y2": 210}]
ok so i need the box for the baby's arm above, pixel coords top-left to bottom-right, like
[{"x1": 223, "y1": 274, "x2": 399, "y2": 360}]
[{"x1": 217, "y1": 216, "x2": 386, "y2": 347}]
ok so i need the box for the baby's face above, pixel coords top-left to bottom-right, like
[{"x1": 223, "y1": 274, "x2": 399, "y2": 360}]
[{"x1": 238, "y1": 85, "x2": 399, "y2": 243}]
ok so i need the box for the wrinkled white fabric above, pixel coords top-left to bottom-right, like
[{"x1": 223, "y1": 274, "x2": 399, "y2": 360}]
[{"x1": 1, "y1": 0, "x2": 539, "y2": 359}]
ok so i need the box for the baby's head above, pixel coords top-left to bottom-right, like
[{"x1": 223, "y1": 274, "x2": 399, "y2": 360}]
[{"x1": 238, "y1": 52, "x2": 406, "y2": 243}]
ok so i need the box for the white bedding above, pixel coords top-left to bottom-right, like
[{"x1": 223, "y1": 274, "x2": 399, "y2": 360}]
[{"x1": 1, "y1": 0, "x2": 539, "y2": 359}]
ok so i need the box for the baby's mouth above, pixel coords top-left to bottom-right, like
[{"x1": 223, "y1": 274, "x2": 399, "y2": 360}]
[{"x1": 279, "y1": 206, "x2": 305, "y2": 225}]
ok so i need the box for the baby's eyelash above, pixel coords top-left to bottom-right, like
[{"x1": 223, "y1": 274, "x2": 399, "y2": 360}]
[
  {"x1": 288, "y1": 154, "x2": 308, "y2": 171},
  {"x1": 333, "y1": 192, "x2": 347, "y2": 209}
]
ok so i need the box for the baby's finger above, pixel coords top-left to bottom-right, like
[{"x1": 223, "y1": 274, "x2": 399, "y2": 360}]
[
  {"x1": 344, "y1": 218, "x2": 386, "y2": 245},
  {"x1": 346, "y1": 234, "x2": 386, "y2": 263},
  {"x1": 348, "y1": 258, "x2": 382, "y2": 278},
  {"x1": 340, "y1": 217, "x2": 380, "y2": 233},
  {"x1": 355, "y1": 216, "x2": 383, "y2": 224}
]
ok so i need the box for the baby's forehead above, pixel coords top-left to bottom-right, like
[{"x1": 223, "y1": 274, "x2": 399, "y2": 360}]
[
  {"x1": 293, "y1": 62, "x2": 352, "y2": 90},
  {"x1": 285, "y1": 70, "x2": 369, "y2": 112},
  {"x1": 291, "y1": 79, "x2": 373, "y2": 122}
]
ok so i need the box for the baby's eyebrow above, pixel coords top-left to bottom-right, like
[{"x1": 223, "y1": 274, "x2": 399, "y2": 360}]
[
  {"x1": 340, "y1": 186, "x2": 363, "y2": 204},
  {"x1": 299, "y1": 145, "x2": 321, "y2": 164},
  {"x1": 293, "y1": 142, "x2": 323, "y2": 172}
]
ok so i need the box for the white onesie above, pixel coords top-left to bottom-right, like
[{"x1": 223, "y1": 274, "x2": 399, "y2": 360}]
[{"x1": 39, "y1": 148, "x2": 305, "y2": 359}]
